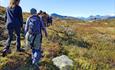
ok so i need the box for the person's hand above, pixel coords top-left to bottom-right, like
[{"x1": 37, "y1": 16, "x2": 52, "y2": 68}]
[
  {"x1": 30, "y1": 43, "x2": 34, "y2": 49},
  {"x1": 21, "y1": 24, "x2": 23, "y2": 28}
]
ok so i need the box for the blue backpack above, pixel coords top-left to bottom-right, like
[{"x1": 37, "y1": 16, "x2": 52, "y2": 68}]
[{"x1": 28, "y1": 16, "x2": 41, "y2": 35}]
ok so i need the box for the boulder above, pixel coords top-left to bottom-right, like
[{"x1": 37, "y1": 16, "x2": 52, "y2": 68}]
[{"x1": 52, "y1": 55, "x2": 73, "y2": 70}]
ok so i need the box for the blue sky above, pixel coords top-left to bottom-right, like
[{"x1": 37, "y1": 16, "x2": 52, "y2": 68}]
[{"x1": 1, "y1": 0, "x2": 115, "y2": 17}]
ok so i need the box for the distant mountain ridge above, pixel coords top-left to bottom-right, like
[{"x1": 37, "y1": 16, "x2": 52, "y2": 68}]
[
  {"x1": 51, "y1": 13, "x2": 115, "y2": 20},
  {"x1": 51, "y1": 13, "x2": 80, "y2": 20},
  {"x1": 86, "y1": 15, "x2": 115, "y2": 20}
]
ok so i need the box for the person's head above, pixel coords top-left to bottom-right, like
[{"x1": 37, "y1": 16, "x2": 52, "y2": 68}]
[
  {"x1": 38, "y1": 10, "x2": 43, "y2": 15},
  {"x1": 9, "y1": 0, "x2": 20, "y2": 8},
  {"x1": 30, "y1": 8, "x2": 37, "y2": 15},
  {"x1": 43, "y1": 12, "x2": 47, "y2": 15}
]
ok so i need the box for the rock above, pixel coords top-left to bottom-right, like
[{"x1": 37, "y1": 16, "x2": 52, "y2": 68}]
[{"x1": 52, "y1": 55, "x2": 73, "y2": 70}]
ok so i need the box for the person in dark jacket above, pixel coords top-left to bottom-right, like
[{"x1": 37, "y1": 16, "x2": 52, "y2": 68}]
[
  {"x1": 2, "y1": 0, "x2": 24, "y2": 57},
  {"x1": 47, "y1": 16, "x2": 53, "y2": 26},
  {"x1": 25, "y1": 8, "x2": 48, "y2": 69}
]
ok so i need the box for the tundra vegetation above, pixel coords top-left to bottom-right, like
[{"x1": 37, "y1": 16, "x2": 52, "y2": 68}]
[{"x1": 0, "y1": 6, "x2": 115, "y2": 70}]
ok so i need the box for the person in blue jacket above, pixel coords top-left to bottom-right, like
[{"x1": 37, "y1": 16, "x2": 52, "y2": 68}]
[
  {"x1": 25, "y1": 8, "x2": 48, "y2": 69},
  {"x1": 2, "y1": 0, "x2": 24, "y2": 57}
]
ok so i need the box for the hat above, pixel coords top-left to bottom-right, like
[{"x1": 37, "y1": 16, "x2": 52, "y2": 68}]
[{"x1": 30, "y1": 8, "x2": 37, "y2": 15}]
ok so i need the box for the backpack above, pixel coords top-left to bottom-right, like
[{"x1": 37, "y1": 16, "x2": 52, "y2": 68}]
[{"x1": 28, "y1": 16, "x2": 41, "y2": 35}]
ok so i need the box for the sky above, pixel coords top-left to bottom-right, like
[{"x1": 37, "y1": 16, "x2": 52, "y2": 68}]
[{"x1": 0, "y1": 0, "x2": 115, "y2": 17}]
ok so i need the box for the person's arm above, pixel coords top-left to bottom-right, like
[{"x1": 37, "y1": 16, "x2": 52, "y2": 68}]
[
  {"x1": 40, "y1": 16, "x2": 48, "y2": 37},
  {"x1": 4, "y1": 9, "x2": 7, "y2": 22},
  {"x1": 24, "y1": 17, "x2": 29, "y2": 35},
  {"x1": 19, "y1": 7, "x2": 23, "y2": 28}
]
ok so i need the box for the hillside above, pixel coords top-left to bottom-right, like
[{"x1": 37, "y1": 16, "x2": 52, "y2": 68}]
[
  {"x1": 0, "y1": 6, "x2": 6, "y2": 15},
  {"x1": 0, "y1": 6, "x2": 115, "y2": 70},
  {"x1": 0, "y1": 15, "x2": 115, "y2": 70}
]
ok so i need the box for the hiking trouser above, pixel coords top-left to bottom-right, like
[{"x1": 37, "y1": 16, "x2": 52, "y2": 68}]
[
  {"x1": 32, "y1": 49, "x2": 42, "y2": 65},
  {"x1": 5, "y1": 27, "x2": 21, "y2": 50},
  {"x1": 25, "y1": 32, "x2": 42, "y2": 65},
  {"x1": 25, "y1": 32, "x2": 42, "y2": 49}
]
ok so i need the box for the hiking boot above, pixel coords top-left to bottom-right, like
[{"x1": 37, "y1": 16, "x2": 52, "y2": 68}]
[
  {"x1": 2, "y1": 49, "x2": 11, "y2": 57},
  {"x1": 16, "y1": 48, "x2": 25, "y2": 52},
  {"x1": 2, "y1": 49, "x2": 7, "y2": 57}
]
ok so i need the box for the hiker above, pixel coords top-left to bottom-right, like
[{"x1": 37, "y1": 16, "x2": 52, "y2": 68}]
[
  {"x1": 43, "y1": 12, "x2": 49, "y2": 27},
  {"x1": 25, "y1": 8, "x2": 48, "y2": 69},
  {"x1": 2, "y1": 0, "x2": 24, "y2": 57},
  {"x1": 47, "y1": 16, "x2": 53, "y2": 26},
  {"x1": 37, "y1": 10, "x2": 43, "y2": 16},
  {"x1": 38, "y1": 11, "x2": 49, "y2": 27}
]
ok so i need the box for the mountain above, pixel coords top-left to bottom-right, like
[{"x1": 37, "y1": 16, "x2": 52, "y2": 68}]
[
  {"x1": 51, "y1": 13, "x2": 66, "y2": 19},
  {"x1": 86, "y1": 15, "x2": 115, "y2": 20},
  {"x1": 51, "y1": 13, "x2": 115, "y2": 21},
  {"x1": 51, "y1": 13, "x2": 80, "y2": 20},
  {"x1": 77, "y1": 15, "x2": 115, "y2": 21},
  {"x1": 108, "y1": 16, "x2": 115, "y2": 19}
]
